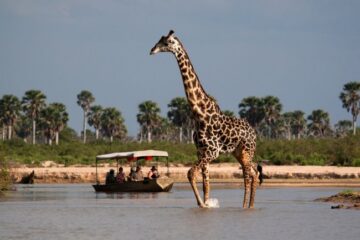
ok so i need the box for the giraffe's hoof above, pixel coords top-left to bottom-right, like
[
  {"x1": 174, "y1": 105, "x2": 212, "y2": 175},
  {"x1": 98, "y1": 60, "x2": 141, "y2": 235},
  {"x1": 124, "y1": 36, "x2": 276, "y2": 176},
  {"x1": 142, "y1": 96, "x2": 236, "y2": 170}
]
[
  {"x1": 205, "y1": 198, "x2": 220, "y2": 208},
  {"x1": 199, "y1": 204, "x2": 210, "y2": 209},
  {"x1": 198, "y1": 202, "x2": 209, "y2": 208}
]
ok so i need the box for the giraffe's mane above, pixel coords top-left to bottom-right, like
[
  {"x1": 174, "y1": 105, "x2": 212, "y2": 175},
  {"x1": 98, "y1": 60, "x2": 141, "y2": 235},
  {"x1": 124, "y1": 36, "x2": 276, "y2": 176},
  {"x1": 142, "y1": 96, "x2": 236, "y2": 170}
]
[{"x1": 174, "y1": 36, "x2": 220, "y2": 112}]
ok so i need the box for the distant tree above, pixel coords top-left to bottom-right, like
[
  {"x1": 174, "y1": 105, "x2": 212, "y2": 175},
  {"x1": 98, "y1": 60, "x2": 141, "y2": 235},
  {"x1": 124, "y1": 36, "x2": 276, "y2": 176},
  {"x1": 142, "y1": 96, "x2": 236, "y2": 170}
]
[
  {"x1": 39, "y1": 103, "x2": 68, "y2": 145},
  {"x1": 167, "y1": 97, "x2": 192, "y2": 142},
  {"x1": 50, "y1": 103, "x2": 69, "y2": 145},
  {"x1": 77, "y1": 90, "x2": 95, "y2": 143},
  {"x1": 0, "y1": 114, "x2": 4, "y2": 141},
  {"x1": 87, "y1": 105, "x2": 103, "y2": 140},
  {"x1": 0, "y1": 95, "x2": 21, "y2": 140},
  {"x1": 274, "y1": 112, "x2": 292, "y2": 139},
  {"x1": 15, "y1": 115, "x2": 32, "y2": 142},
  {"x1": 339, "y1": 81, "x2": 360, "y2": 135},
  {"x1": 274, "y1": 111, "x2": 306, "y2": 140},
  {"x1": 262, "y1": 96, "x2": 282, "y2": 138},
  {"x1": 152, "y1": 117, "x2": 176, "y2": 141},
  {"x1": 101, "y1": 107, "x2": 127, "y2": 142},
  {"x1": 307, "y1": 109, "x2": 332, "y2": 137},
  {"x1": 335, "y1": 120, "x2": 353, "y2": 137},
  {"x1": 290, "y1": 110, "x2": 306, "y2": 139},
  {"x1": 39, "y1": 105, "x2": 56, "y2": 145},
  {"x1": 222, "y1": 110, "x2": 236, "y2": 118},
  {"x1": 239, "y1": 96, "x2": 264, "y2": 131},
  {"x1": 21, "y1": 90, "x2": 46, "y2": 144},
  {"x1": 59, "y1": 127, "x2": 78, "y2": 142},
  {"x1": 137, "y1": 100, "x2": 161, "y2": 143}
]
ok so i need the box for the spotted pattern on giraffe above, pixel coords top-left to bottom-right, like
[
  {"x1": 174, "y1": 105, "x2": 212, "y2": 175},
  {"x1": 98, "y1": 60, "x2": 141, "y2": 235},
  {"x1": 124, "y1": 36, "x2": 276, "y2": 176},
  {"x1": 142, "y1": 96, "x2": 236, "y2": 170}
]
[{"x1": 150, "y1": 30, "x2": 260, "y2": 208}]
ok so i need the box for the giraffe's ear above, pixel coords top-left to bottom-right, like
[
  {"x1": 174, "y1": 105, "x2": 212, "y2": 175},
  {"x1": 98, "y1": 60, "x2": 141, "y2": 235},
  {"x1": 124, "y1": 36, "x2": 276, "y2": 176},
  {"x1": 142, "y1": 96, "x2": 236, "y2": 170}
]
[{"x1": 168, "y1": 30, "x2": 175, "y2": 37}]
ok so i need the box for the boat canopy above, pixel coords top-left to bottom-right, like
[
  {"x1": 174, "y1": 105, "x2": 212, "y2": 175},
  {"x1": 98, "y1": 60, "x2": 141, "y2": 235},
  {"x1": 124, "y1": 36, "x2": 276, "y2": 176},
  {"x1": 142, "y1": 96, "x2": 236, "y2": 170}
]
[{"x1": 96, "y1": 150, "x2": 169, "y2": 161}]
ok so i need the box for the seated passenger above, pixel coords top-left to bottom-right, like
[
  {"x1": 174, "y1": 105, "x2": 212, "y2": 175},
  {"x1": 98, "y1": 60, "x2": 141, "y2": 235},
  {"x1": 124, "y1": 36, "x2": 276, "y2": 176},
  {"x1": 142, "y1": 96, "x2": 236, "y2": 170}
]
[
  {"x1": 148, "y1": 166, "x2": 160, "y2": 179},
  {"x1": 105, "y1": 169, "x2": 116, "y2": 184},
  {"x1": 128, "y1": 167, "x2": 137, "y2": 181},
  {"x1": 134, "y1": 166, "x2": 144, "y2": 181},
  {"x1": 116, "y1": 167, "x2": 126, "y2": 183}
]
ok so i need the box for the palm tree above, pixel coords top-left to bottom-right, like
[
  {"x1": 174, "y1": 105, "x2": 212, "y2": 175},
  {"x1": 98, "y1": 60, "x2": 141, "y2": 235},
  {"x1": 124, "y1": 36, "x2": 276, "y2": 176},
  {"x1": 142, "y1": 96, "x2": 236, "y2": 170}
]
[
  {"x1": 0, "y1": 95, "x2": 21, "y2": 140},
  {"x1": 339, "y1": 81, "x2": 360, "y2": 135},
  {"x1": 40, "y1": 105, "x2": 56, "y2": 145},
  {"x1": 15, "y1": 115, "x2": 32, "y2": 142},
  {"x1": 21, "y1": 90, "x2": 47, "y2": 144},
  {"x1": 222, "y1": 110, "x2": 236, "y2": 118},
  {"x1": 335, "y1": 120, "x2": 353, "y2": 137},
  {"x1": 307, "y1": 109, "x2": 331, "y2": 137},
  {"x1": 87, "y1": 105, "x2": 103, "y2": 140},
  {"x1": 239, "y1": 96, "x2": 264, "y2": 130},
  {"x1": 137, "y1": 100, "x2": 161, "y2": 143},
  {"x1": 276, "y1": 112, "x2": 293, "y2": 139},
  {"x1": 77, "y1": 90, "x2": 95, "y2": 143},
  {"x1": 50, "y1": 103, "x2": 69, "y2": 145},
  {"x1": 152, "y1": 117, "x2": 176, "y2": 141},
  {"x1": 262, "y1": 96, "x2": 282, "y2": 138},
  {"x1": 0, "y1": 114, "x2": 5, "y2": 141},
  {"x1": 276, "y1": 111, "x2": 306, "y2": 139},
  {"x1": 168, "y1": 97, "x2": 192, "y2": 142},
  {"x1": 100, "y1": 107, "x2": 127, "y2": 142},
  {"x1": 290, "y1": 110, "x2": 306, "y2": 139},
  {"x1": 39, "y1": 103, "x2": 69, "y2": 145}
]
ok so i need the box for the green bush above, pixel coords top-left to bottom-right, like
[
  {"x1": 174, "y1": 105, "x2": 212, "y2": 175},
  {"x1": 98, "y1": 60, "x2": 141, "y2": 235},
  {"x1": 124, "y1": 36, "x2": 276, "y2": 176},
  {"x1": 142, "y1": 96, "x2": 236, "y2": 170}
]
[
  {"x1": 351, "y1": 158, "x2": 360, "y2": 167},
  {"x1": 300, "y1": 153, "x2": 326, "y2": 166},
  {"x1": 0, "y1": 154, "x2": 11, "y2": 192},
  {"x1": 0, "y1": 134, "x2": 359, "y2": 166}
]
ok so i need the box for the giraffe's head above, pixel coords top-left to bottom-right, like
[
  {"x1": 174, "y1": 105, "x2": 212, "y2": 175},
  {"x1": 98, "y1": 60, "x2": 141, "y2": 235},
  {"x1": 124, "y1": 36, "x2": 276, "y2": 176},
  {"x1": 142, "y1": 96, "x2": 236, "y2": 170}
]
[{"x1": 150, "y1": 30, "x2": 180, "y2": 55}]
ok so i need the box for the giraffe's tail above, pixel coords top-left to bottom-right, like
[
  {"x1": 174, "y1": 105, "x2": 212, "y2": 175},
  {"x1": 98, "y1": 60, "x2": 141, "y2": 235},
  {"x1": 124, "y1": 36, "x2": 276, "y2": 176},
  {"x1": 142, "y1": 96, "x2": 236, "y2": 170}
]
[{"x1": 257, "y1": 164, "x2": 263, "y2": 185}]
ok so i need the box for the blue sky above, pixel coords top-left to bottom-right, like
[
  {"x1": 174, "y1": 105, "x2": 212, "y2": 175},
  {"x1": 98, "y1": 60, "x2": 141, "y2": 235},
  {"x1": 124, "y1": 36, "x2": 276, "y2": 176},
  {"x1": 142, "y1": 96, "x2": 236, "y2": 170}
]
[{"x1": 1, "y1": 0, "x2": 359, "y2": 137}]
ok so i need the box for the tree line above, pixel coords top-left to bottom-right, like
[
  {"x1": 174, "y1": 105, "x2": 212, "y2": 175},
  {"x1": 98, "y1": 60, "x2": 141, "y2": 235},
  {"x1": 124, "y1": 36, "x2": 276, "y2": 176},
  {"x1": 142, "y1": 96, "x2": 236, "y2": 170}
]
[{"x1": 0, "y1": 81, "x2": 359, "y2": 144}]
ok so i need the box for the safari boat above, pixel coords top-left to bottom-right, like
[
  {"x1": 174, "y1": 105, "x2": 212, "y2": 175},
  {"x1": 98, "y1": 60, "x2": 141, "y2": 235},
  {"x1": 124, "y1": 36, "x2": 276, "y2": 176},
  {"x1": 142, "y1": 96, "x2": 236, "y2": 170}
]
[{"x1": 93, "y1": 150, "x2": 174, "y2": 193}]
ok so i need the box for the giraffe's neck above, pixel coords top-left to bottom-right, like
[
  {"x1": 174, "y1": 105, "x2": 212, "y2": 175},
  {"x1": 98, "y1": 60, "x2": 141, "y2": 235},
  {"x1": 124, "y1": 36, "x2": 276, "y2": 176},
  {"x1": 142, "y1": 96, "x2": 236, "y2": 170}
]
[{"x1": 173, "y1": 44, "x2": 220, "y2": 119}]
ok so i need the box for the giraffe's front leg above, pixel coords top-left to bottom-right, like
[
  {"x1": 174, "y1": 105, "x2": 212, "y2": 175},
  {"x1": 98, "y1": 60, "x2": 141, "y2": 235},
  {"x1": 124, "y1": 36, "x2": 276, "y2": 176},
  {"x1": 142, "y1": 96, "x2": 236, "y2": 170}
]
[
  {"x1": 201, "y1": 163, "x2": 210, "y2": 206},
  {"x1": 187, "y1": 165, "x2": 206, "y2": 208}
]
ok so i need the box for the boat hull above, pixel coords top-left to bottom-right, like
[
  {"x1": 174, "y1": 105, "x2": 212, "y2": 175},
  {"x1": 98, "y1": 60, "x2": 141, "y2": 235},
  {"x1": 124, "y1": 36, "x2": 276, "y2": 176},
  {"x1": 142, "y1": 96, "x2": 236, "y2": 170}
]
[{"x1": 93, "y1": 178, "x2": 174, "y2": 193}]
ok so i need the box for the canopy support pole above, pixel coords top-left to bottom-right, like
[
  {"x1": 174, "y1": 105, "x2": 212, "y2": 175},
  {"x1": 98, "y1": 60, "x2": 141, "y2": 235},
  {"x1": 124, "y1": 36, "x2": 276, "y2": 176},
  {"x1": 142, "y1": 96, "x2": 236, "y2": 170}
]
[
  {"x1": 95, "y1": 158, "x2": 98, "y2": 184},
  {"x1": 116, "y1": 158, "x2": 119, "y2": 173},
  {"x1": 166, "y1": 157, "x2": 170, "y2": 177}
]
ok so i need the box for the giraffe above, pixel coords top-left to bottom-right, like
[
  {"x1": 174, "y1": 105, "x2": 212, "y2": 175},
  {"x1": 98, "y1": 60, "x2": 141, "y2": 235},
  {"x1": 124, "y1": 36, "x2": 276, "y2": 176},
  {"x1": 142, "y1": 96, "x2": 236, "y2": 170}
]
[{"x1": 150, "y1": 30, "x2": 262, "y2": 208}]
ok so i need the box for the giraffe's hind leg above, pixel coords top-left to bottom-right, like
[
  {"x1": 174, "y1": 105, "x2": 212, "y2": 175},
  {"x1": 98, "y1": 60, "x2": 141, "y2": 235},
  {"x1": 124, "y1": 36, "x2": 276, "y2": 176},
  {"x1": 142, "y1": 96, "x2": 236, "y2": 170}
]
[
  {"x1": 187, "y1": 164, "x2": 206, "y2": 208},
  {"x1": 233, "y1": 148, "x2": 257, "y2": 208},
  {"x1": 249, "y1": 164, "x2": 260, "y2": 208},
  {"x1": 241, "y1": 164, "x2": 252, "y2": 208}
]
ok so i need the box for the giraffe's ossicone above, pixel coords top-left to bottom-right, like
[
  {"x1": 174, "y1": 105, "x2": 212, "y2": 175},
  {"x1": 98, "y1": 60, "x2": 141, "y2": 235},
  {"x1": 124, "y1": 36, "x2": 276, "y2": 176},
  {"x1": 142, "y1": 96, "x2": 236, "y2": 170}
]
[{"x1": 151, "y1": 30, "x2": 262, "y2": 208}]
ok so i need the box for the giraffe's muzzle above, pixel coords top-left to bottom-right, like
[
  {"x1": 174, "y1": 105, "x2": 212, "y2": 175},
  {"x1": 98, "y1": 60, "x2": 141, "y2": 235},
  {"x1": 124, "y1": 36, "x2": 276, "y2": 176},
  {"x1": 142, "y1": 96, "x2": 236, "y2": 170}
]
[{"x1": 150, "y1": 46, "x2": 159, "y2": 55}]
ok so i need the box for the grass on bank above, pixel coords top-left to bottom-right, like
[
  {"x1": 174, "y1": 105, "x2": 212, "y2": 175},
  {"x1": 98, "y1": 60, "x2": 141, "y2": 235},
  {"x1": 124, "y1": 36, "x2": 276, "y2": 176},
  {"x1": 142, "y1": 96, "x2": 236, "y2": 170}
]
[
  {"x1": 1, "y1": 134, "x2": 360, "y2": 167},
  {"x1": 0, "y1": 154, "x2": 12, "y2": 193}
]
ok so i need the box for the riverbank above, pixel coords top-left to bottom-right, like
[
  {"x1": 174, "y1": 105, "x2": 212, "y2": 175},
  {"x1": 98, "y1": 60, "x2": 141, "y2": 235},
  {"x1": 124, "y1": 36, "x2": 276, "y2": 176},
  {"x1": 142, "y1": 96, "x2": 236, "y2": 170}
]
[
  {"x1": 316, "y1": 190, "x2": 360, "y2": 209},
  {"x1": 9, "y1": 163, "x2": 360, "y2": 186}
]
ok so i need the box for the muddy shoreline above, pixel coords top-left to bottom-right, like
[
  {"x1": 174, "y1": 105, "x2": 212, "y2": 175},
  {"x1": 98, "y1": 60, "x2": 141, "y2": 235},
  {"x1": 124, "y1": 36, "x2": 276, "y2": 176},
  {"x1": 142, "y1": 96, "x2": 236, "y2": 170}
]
[
  {"x1": 10, "y1": 164, "x2": 360, "y2": 186},
  {"x1": 316, "y1": 191, "x2": 360, "y2": 209}
]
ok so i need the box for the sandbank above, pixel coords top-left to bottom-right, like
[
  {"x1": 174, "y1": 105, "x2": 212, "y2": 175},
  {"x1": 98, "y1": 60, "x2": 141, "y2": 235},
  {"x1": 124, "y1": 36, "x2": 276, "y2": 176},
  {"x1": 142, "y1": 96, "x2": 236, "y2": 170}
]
[{"x1": 10, "y1": 163, "x2": 360, "y2": 187}]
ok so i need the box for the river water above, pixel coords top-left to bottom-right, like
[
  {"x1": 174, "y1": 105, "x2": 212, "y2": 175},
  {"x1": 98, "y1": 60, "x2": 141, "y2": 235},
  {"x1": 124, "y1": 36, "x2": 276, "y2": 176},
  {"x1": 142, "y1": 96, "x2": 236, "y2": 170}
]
[{"x1": 0, "y1": 184, "x2": 359, "y2": 240}]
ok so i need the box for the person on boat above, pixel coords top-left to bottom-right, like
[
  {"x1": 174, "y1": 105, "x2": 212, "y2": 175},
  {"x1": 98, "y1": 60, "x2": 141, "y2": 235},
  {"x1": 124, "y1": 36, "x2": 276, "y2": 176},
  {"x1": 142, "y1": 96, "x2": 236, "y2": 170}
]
[
  {"x1": 134, "y1": 166, "x2": 144, "y2": 181},
  {"x1": 116, "y1": 167, "x2": 126, "y2": 183},
  {"x1": 105, "y1": 169, "x2": 116, "y2": 184},
  {"x1": 148, "y1": 166, "x2": 160, "y2": 179},
  {"x1": 128, "y1": 167, "x2": 137, "y2": 181}
]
